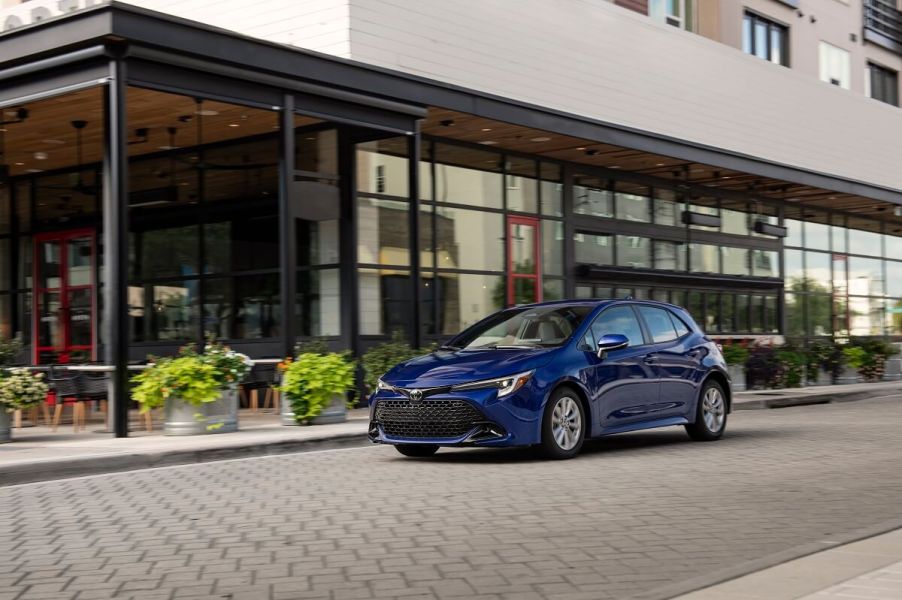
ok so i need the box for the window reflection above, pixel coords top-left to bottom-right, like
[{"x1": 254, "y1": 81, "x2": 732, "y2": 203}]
[
  {"x1": 434, "y1": 207, "x2": 503, "y2": 271},
  {"x1": 357, "y1": 198, "x2": 410, "y2": 266},
  {"x1": 542, "y1": 221, "x2": 564, "y2": 276},
  {"x1": 690, "y1": 244, "x2": 719, "y2": 273},
  {"x1": 722, "y1": 247, "x2": 748, "y2": 276},
  {"x1": 616, "y1": 235, "x2": 650, "y2": 268},
  {"x1": 573, "y1": 175, "x2": 612, "y2": 218},
  {"x1": 574, "y1": 232, "x2": 613, "y2": 265},
  {"x1": 848, "y1": 256, "x2": 884, "y2": 296},
  {"x1": 654, "y1": 241, "x2": 685, "y2": 271}
]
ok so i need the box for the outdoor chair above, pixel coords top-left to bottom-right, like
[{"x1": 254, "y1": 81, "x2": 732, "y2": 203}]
[
  {"x1": 241, "y1": 363, "x2": 278, "y2": 412},
  {"x1": 48, "y1": 367, "x2": 87, "y2": 432}
]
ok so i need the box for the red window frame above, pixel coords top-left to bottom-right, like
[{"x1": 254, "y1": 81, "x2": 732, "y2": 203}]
[
  {"x1": 33, "y1": 228, "x2": 98, "y2": 365},
  {"x1": 506, "y1": 215, "x2": 542, "y2": 306}
]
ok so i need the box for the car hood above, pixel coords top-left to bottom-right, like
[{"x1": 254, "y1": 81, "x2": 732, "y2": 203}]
[{"x1": 383, "y1": 348, "x2": 560, "y2": 388}]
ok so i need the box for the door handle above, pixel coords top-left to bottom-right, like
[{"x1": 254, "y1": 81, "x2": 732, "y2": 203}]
[
  {"x1": 687, "y1": 349, "x2": 703, "y2": 358},
  {"x1": 643, "y1": 354, "x2": 658, "y2": 364}
]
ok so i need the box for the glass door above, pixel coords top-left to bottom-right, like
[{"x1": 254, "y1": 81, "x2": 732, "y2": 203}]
[
  {"x1": 507, "y1": 216, "x2": 541, "y2": 305},
  {"x1": 33, "y1": 229, "x2": 97, "y2": 364}
]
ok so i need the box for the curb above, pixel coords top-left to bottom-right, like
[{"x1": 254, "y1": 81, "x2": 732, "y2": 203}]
[
  {"x1": 733, "y1": 386, "x2": 902, "y2": 410},
  {"x1": 0, "y1": 432, "x2": 371, "y2": 487},
  {"x1": 630, "y1": 516, "x2": 902, "y2": 600}
]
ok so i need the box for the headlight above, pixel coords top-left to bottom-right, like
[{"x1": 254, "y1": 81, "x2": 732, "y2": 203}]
[
  {"x1": 376, "y1": 378, "x2": 393, "y2": 391},
  {"x1": 451, "y1": 370, "x2": 533, "y2": 398}
]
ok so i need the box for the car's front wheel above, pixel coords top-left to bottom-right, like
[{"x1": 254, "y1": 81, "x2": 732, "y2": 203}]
[
  {"x1": 394, "y1": 444, "x2": 439, "y2": 458},
  {"x1": 540, "y1": 388, "x2": 586, "y2": 459},
  {"x1": 685, "y1": 379, "x2": 727, "y2": 441}
]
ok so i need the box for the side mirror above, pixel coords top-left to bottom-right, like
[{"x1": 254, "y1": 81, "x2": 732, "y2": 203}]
[{"x1": 596, "y1": 334, "x2": 629, "y2": 359}]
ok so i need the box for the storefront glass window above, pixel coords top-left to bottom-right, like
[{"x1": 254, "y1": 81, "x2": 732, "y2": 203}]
[
  {"x1": 542, "y1": 220, "x2": 564, "y2": 276},
  {"x1": 722, "y1": 247, "x2": 749, "y2": 276},
  {"x1": 573, "y1": 175, "x2": 612, "y2": 218},
  {"x1": 574, "y1": 232, "x2": 613, "y2": 265},
  {"x1": 616, "y1": 235, "x2": 650, "y2": 268},
  {"x1": 433, "y1": 144, "x2": 502, "y2": 209},
  {"x1": 433, "y1": 206, "x2": 503, "y2": 271},
  {"x1": 540, "y1": 163, "x2": 563, "y2": 217},
  {"x1": 848, "y1": 256, "x2": 884, "y2": 296},
  {"x1": 357, "y1": 198, "x2": 410, "y2": 266},
  {"x1": 689, "y1": 243, "x2": 719, "y2": 273},
  {"x1": 506, "y1": 157, "x2": 538, "y2": 213},
  {"x1": 614, "y1": 182, "x2": 650, "y2": 222},
  {"x1": 654, "y1": 240, "x2": 685, "y2": 271}
]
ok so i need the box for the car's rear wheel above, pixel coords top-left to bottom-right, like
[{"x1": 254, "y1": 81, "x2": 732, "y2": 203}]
[
  {"x1": 540, "y1": 388, "x2": 585, "y2": 459},
  {"x1": 685, "y1": 379, "x2": 727, "y2": 441},
  {"x1": 394, "y1": 444, "x2": 439, "y2": 458}
]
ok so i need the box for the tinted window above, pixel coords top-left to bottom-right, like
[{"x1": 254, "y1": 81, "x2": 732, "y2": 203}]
[
  {"x1": 638, "y1": 306, "x2": 678, "y2": 343},
  {"x1": 590, "y1": 305, "x2": 644, "y2": 348},
  {"x1": 670, "y1": 312, "x2": 691, "y2": 337}
]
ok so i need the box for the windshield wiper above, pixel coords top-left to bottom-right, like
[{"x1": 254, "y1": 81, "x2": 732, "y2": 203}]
[{"x1": 437, "y1": 344, "x2": 460, "y2": 351}]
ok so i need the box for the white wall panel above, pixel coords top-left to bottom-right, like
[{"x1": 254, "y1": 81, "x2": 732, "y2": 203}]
[{"x1": 346, "y1": 0, "x2": 902, "y2": 193}]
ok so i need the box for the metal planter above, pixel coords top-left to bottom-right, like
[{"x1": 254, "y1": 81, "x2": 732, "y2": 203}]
[
  {"x1": 164, "y1": 386, "x2": 239, "y2": 436},
  {"x1": 727, "y1": 364, "x2": 746, "y2": 392},
  {"x1": 281, "y1": 393, "x2": 347, "y2": 425}
]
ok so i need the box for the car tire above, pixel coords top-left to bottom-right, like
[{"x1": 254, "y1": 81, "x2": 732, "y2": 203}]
[
  {"x1": 685, "y1": 379, "x2": 727, "y2": 441},
  {"x1": 395, "y1": 444, "x2": 439, "y2": 458},
  {"x1": 539, "y1": 387, "x2": 586, "y2": 459}
]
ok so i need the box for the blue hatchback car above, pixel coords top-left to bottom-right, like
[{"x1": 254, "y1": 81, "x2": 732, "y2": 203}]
[{"x1": 368, "y1": 299, "x2": 731, "y2": 459}]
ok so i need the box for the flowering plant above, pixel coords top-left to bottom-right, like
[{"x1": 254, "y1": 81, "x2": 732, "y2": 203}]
[
  {"x1": 179, "y1": 339, "x2": 252, "y2": 389},
  {"x1": 0, "y1": 368, "x2": 49, "y2": 410}
]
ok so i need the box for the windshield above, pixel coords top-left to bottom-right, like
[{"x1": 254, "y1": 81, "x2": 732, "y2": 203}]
[{"x1": 449, "y1": 305, "x2": 594, "y2": 349}]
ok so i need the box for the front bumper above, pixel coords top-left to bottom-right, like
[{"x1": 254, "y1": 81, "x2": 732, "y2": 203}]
[{"x1": 368, "y1": 387, "x2": 541, "y2": 447}]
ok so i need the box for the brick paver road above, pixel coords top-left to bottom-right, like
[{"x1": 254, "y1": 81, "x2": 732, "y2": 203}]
[{"x1": 2, "y1": 396, "x2": 902, "y2": 600}]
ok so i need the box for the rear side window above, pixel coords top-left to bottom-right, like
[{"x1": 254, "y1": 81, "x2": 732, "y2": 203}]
[
  {"x1": 638, "y1": 306, "x2": 678, "y2": 343},
  {"x1": 589, "y1": 305, "x2": 645, "y2": 348},
  {"x1": 669, "y1": 312, "x2": 691, "y2": 337}
]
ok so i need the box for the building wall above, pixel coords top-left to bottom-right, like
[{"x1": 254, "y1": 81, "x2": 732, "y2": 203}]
[
  {"x1": 704, "y1": 0, "x2": 902, "y2": 98},
  {"x1": 342, "y1": 0, "x2": 902, "y2": 194}
]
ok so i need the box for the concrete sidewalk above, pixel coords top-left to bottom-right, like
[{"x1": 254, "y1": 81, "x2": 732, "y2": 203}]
[
  {"x1": 1, "y1": 380, "x2": 900, "y2": 486},
  {"x1": 672, "y1": 527, "x2": 902, "y2": 600}
]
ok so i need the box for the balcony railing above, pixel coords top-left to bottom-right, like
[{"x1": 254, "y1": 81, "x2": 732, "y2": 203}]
[{"x1": 864, "y1": 0, "x2": 902, "y2": 56}]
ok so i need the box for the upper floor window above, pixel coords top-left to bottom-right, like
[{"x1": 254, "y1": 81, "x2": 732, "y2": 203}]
[
  {"x1": 818, "y1": 42, "x2": 851, "y2": 89},
  {"x1": 742, "y1": 12, "x2": 789, "y2": 66},
  {"x1": 867, "y1": 62, "x2": 899, "y2": 107},
  {"x1": 649, "y1": 0, "x2": 694, "y2": 31}
]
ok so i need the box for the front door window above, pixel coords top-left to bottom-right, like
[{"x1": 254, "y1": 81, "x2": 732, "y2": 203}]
[{"x1": 34, "y1": 230, "x2": 96, "y2": 364}]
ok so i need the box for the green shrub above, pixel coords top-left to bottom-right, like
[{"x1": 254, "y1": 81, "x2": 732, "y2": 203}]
[
  {"x1": 279, "y1": 352, "x2": 356, "y2": 423},
  {"x1": 131, "y1": 355, "x2": 221, "y2": 412},
  {"x1": 842, "y1": 346, "x2": 868, "y2": 370},
  {"x1": 776, "y1": 349, "x2": 804, "y2": 388},
  {"x1": 361, "y1": 331, "x2": 434, "y2": 395},
  {"x1": 721, "y1": 343, "x2": 749, "y2": 366},
  {"x1": 0, "y1": 337, "x2": 22, "y2": 367}
]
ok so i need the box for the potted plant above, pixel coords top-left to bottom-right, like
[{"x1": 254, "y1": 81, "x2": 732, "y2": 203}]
[
  {"x1": 279, "y1": 352, "x2": 355, "y2": 425},
  {"x1": 0, "y1": 368, "x2": 49, "y2": 443},
  {"x1": 806, "y1": 342, "x2": 835, "y2": 386},
  {"x1": 131, "y1": 341, "x2": 250, "y2": 435},
  {"x1": 839, "y1": 346, "x2": 866, "y2": 384},
  {"x1": 720, "y1": 343, "x2": 748, "y2": 391}
]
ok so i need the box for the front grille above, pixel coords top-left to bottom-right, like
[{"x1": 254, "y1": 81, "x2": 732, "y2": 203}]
[{"x1": 375, "y1": 399, "x2": 484, "y2": 439}]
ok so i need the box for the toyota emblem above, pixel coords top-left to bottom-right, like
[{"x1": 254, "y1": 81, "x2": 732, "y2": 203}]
[{"x1": 408, "y1": 389, "x2": 423, "y2": 402}]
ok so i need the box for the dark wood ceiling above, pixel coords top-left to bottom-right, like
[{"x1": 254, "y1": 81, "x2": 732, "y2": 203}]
[{"x1": 421, "y1": 108, "x2": 901, "y2": 226}]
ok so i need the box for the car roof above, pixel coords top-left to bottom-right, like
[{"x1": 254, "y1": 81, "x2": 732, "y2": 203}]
[{"x1": 510, "y1": 298, "x2": 687, "y2": 312}]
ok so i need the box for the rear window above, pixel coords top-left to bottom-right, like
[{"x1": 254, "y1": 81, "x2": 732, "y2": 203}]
[{"x1": 638, "y1": 306, "x2": 678, "y2": 343}]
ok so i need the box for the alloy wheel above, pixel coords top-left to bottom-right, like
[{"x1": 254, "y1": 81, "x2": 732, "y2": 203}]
[
  {"x1": 551, "y1": 396, "x2": 582, "y2": 451},
  {"x1": 702, "y1": 387, "x2": 725, "y2": 433}
]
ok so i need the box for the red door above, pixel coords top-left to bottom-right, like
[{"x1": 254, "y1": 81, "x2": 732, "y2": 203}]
[
  {"x1": 33, "y1": 229, "x2": 97, "y2": 364},
  {"x1": 507, "y1": 216, "x2": 542, "y2": 306}
]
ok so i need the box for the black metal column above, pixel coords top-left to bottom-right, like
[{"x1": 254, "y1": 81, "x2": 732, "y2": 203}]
[
  {"x1": 278, "y1": 95, "x2": 296, "y2": 358},
  {"x1": 562, "y1": 164, "x2": 576, "y2": 298},
  {"x1": 407, "y1": 126, "x2": 422, "y2": 348},
  {"x1": 103, "y1": 59, "x2": 130, "y2": 438},
  {"x1": 338, "y1": 129, "x2": 359, "y2": 358}
]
